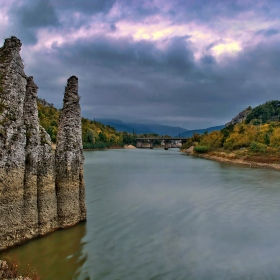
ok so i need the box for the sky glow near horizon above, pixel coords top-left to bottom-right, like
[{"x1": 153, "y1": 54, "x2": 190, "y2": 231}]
[{"x1": 1, "y1": 0, "x2": 280, "y2": 129}]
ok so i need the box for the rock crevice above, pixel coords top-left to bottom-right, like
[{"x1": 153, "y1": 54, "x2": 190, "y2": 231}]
[{"x1": 0, "y1": 36, "x2": 86, "y2": 250}]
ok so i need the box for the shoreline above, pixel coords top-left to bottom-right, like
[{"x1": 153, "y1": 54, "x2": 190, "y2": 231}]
[{"x1": 182, "y1": 150, "x2": 280, "y2": 171}]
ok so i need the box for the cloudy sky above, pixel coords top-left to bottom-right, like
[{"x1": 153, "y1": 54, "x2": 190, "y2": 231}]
[{"x1": 1, "y1": 0, "x2": 280, "y2": 129}]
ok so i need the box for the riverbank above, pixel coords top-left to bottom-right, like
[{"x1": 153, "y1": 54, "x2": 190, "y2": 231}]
[
  {"x1": 182, "y1": 147, "x2": 280, "y2": 171},
  {"x1": 79, "y1": 145, "x2": 125, "y2": 151},
  {"x1": 0, "y1": 259, "x2": 38, "y2": 280}
]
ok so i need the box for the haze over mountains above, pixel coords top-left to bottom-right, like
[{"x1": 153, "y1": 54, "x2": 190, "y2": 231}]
[{"x1": 97, "y1": 119, "x2": 224, "y2": 137}]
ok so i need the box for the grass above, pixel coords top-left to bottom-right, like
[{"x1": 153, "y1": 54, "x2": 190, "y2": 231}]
[
  {"x1": 83, "y1": 141, "x2": 109, "y2": 149},
  {"x1": 194, "y1": 145, "x2": 210, "y2": 153}
]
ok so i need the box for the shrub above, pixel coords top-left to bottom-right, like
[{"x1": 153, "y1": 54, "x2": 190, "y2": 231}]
[
  {"x1": 270, "y1": 127, "x2": 280, "y2": 148},
  {"x1": 200, "y1": 131, "x2": 223, "y2": 148},
  {"x1": 194, "y1": 145, "x2": 210, "y2": 153},
  {"x1": 223, "y1": 123, "x2": 258, "y2": 150},
  {"x1": 249, "y1": 141, "x2": 267, "y2": 153},
  {"x1": 83, "y1": 141, "x2": 109, "y2": 149}
]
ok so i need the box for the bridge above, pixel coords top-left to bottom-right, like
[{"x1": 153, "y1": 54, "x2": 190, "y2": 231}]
[{"x1": 135, "y1": 138, "x2": 188, "y2": 150}]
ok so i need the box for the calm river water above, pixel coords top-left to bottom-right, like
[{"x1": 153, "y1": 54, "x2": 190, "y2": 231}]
[{"x1": 1, "y1": 149, "x2": 280, "y2": 279}]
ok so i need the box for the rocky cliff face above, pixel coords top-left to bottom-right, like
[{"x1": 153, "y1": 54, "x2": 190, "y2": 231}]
[
  {"x1": 225, "y1": 107, "x2": 252, "y2": 126},
  {"x1": 0, "y1": 36, "x2": 86, "y2": 251}
]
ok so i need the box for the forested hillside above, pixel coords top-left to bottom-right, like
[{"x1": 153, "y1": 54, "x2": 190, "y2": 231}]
[
  {"x1": 182, "y1": 100, "x2": 280, "y2": 161},
  {"x1": 38, "y1": 101, "x2": 133, "y2": 148},
  {"x1": 245, "y1": 100, "x2": 280, "y2": 124},
  {"x1": 37, "y1": 100, "x2": 158, "y2": 148}
]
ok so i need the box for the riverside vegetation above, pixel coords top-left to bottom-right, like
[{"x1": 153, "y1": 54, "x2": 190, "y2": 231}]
[
  {"x1": 181, "y1": 100, "x2": 280, "y2": 166},
  {"x1": 38, "y1": 99, "x2": 134, "y2": 149},
  {"x1": 38, "y1": 99, "x2": 163, "y2": 149}
]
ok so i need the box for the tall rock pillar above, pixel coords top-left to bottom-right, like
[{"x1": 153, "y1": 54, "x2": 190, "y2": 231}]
[
  {"x1": 22, "y1": 76, "x2": 40, "y2": 239},
  {"x1": 0, "y1": 37, "x2": 27, "y2": 248},
  {"x1": 0, "y1": 37, "x2": 86, "y2": 251},
  {"x1": 55, "y1": 76, "x2": 86, "y2": 227}
]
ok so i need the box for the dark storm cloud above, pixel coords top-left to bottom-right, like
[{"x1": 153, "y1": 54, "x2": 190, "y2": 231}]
[
  {"x1": 4, "y1": 0, "x2": 280, "y2": 128},
  {"x1": 50, "y1": 0, "x2": 280, "y2": 28},
  {"x1": 166, "y1": 0, "x2": 280, "y2": 24},
  {"x1": 256, "y1": 28, "x2": 279, "y2": 37},
  {"x1": 53, "y1": 0, "x2": 280, "y2": 25},
  {"x1": 51, "y1": 0, "x2": 160, "y2": 22},
  {"x1": 199, "y1": 55, "x2": 217, "y2": 67},
  {"x1": 110, "y1": 23, "x2": 117, "y2": 32},
  {"x1": 7, "y1": 0, "x2": 59, "y2": 44},
  {"x1": 167, "y1": 0, "x2": 251, "y2": 22},
  {"x1": 18, "y1": 0, "x2": 59, "y2": 28},
  {"x1": 23, "y1": 35, "x2": 196, "y2": 111},
  {"x1": 112, "y1": 0, "x2": 160, "y2": 20},
  {"x1": 51, "y1": 0, "x2": 117, "y2": 15},
  {"x1": 22, "y1": 30, "x2": 280, "y2": 128},
  {"x1": 50, "y1": 35, "x2": 194, "y2": 75},
  {"x1": 6, "y1": 0, "x2": 280, "y2": 46}
]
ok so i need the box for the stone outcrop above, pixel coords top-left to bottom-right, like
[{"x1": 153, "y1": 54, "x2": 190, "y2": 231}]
[
  {"x1": 0, "y1": 37, "x2": 86, "y2": 251},
  {"x1": 225, "y1": 107, "x2": 252, "y2": 126},
  {"x1": 37, "y1": 97, "x2": 54, "y2": 108}
]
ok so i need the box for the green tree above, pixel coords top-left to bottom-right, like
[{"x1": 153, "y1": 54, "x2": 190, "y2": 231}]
[
  {"x1": 264, "y1": 133, "x2": 270, "y2": 145},
  {"x1": 98, "y1": 132, "x2": 107, "y2": 142}
]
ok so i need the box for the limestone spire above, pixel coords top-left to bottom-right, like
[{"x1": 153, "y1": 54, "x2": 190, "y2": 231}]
[
  {"x1": 55, "y1": 76, "x2": 86, "y2": 227},
  {"x1": 0, "y1": 38, "x2": 86, "y2": 250}
]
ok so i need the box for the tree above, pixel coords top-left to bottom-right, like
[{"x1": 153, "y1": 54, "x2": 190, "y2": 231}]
[{"x1": 98, "y1": 132, "x2": 107, "y2": 142}]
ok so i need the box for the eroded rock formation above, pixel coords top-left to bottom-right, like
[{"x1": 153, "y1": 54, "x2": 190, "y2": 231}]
[
  {"x1": 0, "y1": 36, "x2": 86, "y2": 251},
  {"x1": 56, "y1": 76, "x2": 86, "y2": 227}
]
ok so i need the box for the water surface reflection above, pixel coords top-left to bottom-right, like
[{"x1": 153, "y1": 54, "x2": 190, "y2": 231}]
[{"x1": 0, "y1": 223, "x2": 87, "y2": 279}]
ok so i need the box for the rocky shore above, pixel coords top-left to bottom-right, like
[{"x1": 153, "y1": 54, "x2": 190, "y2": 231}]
[{"x1": 0, "y1": 260, "x2": 34, "y2": 280}]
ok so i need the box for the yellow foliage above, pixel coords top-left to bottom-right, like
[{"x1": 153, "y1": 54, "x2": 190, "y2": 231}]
[
  {"x1": 270, "y1": 127, "x2": 280, "y2": 148},
  {"x1": 198, "y1": 122, "x2": 280, "y2": 151},
  {"x1": 223, "y1": 124, "x2": 259, "y2": 150},
  {"x1": 200, "y1": 131, "x2": 223, "y2": 148},
  {"x1": 38, "y1": 101, "x2": 123, "y2": 145}
]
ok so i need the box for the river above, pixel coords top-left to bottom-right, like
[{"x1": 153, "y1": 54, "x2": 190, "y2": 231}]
[{"x1": 1, "y1": 148, "x2": 280, "y2": 279}]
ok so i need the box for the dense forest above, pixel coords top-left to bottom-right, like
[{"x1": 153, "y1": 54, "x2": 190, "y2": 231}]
[
  {"x1": 182, "y1": 100, "x2": 280, "y2": 160},
  {"x1": 37, "y1": 100, "x2": 159, "y2": 148}
]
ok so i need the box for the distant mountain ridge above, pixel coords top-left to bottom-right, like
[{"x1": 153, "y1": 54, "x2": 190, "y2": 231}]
[
  {"x1": 97, "y1": 118, "x2": 224, "y2": 137},
  {"x1": 180, "y1": 125, "x2": 225, "y2": 137},
  {"x1": 96, "y1": 118, "x2": 188, "y2": 136}
]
